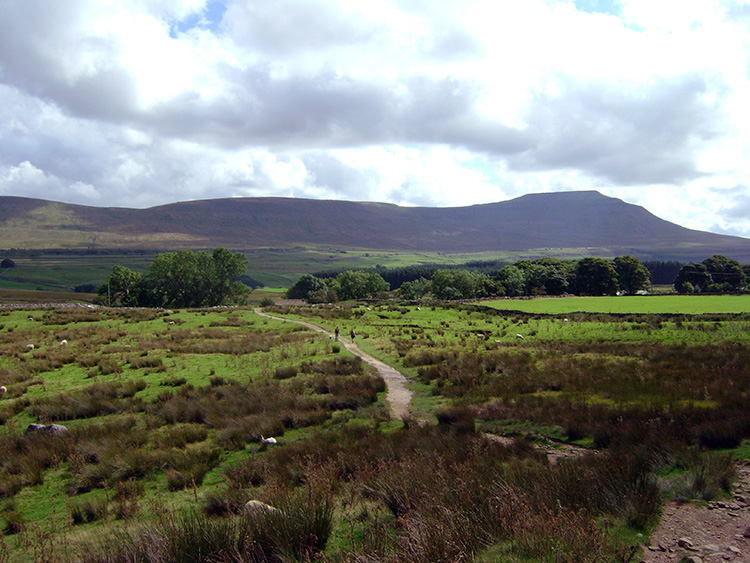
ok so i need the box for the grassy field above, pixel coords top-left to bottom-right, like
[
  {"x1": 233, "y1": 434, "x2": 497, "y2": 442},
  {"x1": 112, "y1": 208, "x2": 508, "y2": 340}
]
[
  {"x1": 0, "y1": 254, "x2": 156, "y2": 292},
  {"x1": 0, "y1": 248, "x2": 598, "y2": 292},
  {"x1": 482, "y1": 294, "x2": 750, "y2": 314},
  {"x1": 1, "y1": 299, "x2": 748, "y2": 561}
]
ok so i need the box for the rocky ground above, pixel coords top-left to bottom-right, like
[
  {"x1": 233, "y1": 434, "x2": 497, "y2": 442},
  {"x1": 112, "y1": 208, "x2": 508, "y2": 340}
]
[{"x1": 641, "y1": 462, "x2": 750, "y2": 563}]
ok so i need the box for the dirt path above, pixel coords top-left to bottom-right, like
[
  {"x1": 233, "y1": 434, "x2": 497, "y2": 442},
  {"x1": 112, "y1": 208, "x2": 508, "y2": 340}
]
[
  {"x1": 254, "y1": 308, "x2": 413, "y2": 420},
  {"x1": 642, "y1": 461, "x2": 750, "y2": 563}
]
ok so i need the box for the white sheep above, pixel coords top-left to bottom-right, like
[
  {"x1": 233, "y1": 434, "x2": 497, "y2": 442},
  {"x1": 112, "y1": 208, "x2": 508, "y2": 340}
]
[
  {"x1": 26, "y1": 344, "x2": 34, "y2": 350},
  {"x1": 244, "y1": 500, "x2": 281, "y2": 515},
  {"x1": 0, "y1": 386, "x2": 6, "y2": 394},
  {"x1": 261, "y1": 436, "x2": 277, "y2": 444},
  {"x1": 59, "y1": 339, "x2": 67, "y2": 347},
  {"x1": 515, "y1": 334, "x2": 524, "y2": 340}
]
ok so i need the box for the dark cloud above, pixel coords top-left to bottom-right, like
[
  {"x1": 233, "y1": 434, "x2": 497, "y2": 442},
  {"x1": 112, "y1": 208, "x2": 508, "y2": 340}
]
[
  {"x1": 143, "y1": 66, "x2": 530, "y2": 154},
  {"x1": 0, "y1": 2, "x2": 139, "y2": 121},
  {"x1": 300, "y1": 152, "x2": 379, "y2": 200},
  {"x1": 510, "y1": 73, "x2": 725, "y2": 185},
  {"x1": 715, "y1": 187, "x2": 750, "y2": 220}
]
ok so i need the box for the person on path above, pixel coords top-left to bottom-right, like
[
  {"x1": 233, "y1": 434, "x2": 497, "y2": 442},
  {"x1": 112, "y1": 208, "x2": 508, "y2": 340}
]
[
  {"x1": 350, "y1": 329, "x2": 355, "y2": 342},
  {"x1": 335, "y1": 327, "x2": 340, "y2": 341}
]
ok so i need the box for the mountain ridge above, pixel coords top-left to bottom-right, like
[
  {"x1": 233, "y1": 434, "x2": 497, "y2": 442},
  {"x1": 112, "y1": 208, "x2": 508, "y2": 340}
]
[{"x1": 0, "y1": 191, "x2": 748, "y2": 262}]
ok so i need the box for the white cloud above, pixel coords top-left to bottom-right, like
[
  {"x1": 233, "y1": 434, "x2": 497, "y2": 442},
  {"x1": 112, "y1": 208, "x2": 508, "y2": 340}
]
[{"x1": 0, "y1": 0, "x2": 750, "y2": 237}]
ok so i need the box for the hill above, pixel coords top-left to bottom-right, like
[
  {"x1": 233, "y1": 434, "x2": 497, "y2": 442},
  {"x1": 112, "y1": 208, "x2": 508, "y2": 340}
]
[{"x1": 0, "y1": 191, "x2": 749, "y2": 262}]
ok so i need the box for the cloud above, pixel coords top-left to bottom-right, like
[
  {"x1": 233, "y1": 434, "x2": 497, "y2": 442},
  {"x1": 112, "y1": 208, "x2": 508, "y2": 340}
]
[
  {"x1": 511, "y1": 73, "x2": 726, "y2": 184},
  {"x1": 0, "y1": 0, "x2": 749, "y2": 240},
  {"x1": 0, "y1": 1, "x2": 141, "y2": 120}
]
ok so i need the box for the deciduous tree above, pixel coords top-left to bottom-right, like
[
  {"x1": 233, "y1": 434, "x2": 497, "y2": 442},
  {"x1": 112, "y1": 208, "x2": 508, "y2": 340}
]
[
  {"x1": 613, "y1": 255, "x2": 651, "y2": 294},
  {"x1": 575, "y1": 257, "x2": 618, "y2": 296}
]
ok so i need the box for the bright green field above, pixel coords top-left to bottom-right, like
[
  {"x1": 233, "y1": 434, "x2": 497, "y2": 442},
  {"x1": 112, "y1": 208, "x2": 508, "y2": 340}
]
[{"x1": 482, "y1": 294, "x2": 750, "y2": 315}]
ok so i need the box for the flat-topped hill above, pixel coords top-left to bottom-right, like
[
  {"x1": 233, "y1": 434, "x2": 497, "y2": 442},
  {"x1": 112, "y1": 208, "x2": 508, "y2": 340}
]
[{"x1": 1, "y1": 191, "x2": 748, "y2": 262}]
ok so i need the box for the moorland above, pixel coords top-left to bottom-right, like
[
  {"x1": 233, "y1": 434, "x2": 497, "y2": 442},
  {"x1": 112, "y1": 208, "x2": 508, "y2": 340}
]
[
  {"x1": 2, "y1": 190, "x2": 750, "y2": 561},
  {"x1": 1, "y1": 295, "x2": 750, "y2": 561}
]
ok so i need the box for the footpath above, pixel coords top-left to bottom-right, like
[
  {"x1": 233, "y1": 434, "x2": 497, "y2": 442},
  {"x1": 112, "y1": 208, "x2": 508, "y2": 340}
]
[{"x1": 253, "y1": 308, "x2": 413, "y2": 420}]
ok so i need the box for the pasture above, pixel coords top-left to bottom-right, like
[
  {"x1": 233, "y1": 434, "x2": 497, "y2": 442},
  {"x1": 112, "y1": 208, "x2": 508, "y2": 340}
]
[
  {"x1": 0, "y1": 300, "x2": 748, "y2": 561},
  {"x1": 482, "y1": 294, "x2": 750, "y2": 314}
]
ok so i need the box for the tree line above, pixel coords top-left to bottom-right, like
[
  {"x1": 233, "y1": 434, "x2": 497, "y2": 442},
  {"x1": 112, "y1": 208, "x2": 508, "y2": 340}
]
[
  {"x1": 313, "y1": 259, "x2": 682, "y2": 288},
  {"x1": 289, "y1": 255, "x2": 652, "y2": 302},
  {"x1": 673, "y1": 255, "x2": 750, "y2": 294},
  {"x1": 97, "y1": 248, "x2": 249, "y2": 307}
]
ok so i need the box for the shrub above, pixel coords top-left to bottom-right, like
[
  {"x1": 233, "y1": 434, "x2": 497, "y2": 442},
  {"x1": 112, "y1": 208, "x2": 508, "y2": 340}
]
[
  {"x1": 202, "y1": 487, "x2": 250, "y2": 517},
  {"x1": 694, "y1": 418, "x2": 745, "y2": 449},
  {"x1": 161, "y1": 376, "x2": 187, "y2": 387},
  {"x1": 274, "y1": 365, "x2": 298, "y2": 379},
  {"x1": 69, "y1": 497, "x2": 108, "y2": 525},
  {"x1": 165, "y1": 469, "x2": 192, "y2": 492},
  {"x1": 78, "y1": 487, "x2": 334, "y2": 563},
  {"x1": 208, "y1": 375, "x2": 225, "y2": 386},
  {"x1": 214, "y1": 427, "x2": 247, "y2": 451},
  {"x1": 1, "y1": 503, "x2": 24, "y2": 535},
  {"x1": 436, "y1": 405, "x2": 476, "y2": 434}
]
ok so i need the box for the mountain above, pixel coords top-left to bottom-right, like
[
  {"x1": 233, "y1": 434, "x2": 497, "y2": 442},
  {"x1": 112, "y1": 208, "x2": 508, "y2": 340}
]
[{"x1": 1, "y1": 191, "x2": 749, "y2": 262}]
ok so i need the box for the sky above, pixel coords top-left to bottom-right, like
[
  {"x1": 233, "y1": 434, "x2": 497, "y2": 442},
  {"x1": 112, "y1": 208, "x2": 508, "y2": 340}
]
[{"x1": 1, "y1": 1, "x2": 750, "y2": 237}]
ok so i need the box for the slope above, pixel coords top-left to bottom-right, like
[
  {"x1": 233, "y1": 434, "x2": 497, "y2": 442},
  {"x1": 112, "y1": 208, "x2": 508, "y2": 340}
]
[{"x1": 0, "y1": 191, "x2": 748, "y2": 262}]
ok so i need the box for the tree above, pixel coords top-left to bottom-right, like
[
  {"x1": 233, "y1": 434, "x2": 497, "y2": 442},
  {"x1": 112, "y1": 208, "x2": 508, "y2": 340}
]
[
  {"x1": 0, "y1": 258, "x2": 15, "y2": 269},
  {"x1": 336, "y1": 270, "x2": 389, "y2": 300},
  {"x1": 703, "y1": 255, "x2": 745, "y2": 291},
  {"x1": 496, "y1": 265, "x2": 525, "y2": 297},
  {"x1": 613, "y1": 256, "x2": 651, "y2": 294},
  {"x1": 673, "y1": 263, "x2": 711, "y2": 294},
  {"x1": 430, "y1": 269, "x2": 489, "y2": 300},
  {"x1": 287, "y1": 274, "x2": 329, "y2": 302},
  {"x1": 98, "y1": 265, "x2": 143, "y2": 307},
  {"x1": 100, "y1": 248, "x2": 249, "y2": 308},
  {"x1": 399, "y1": 277, "x2": 430, "y2": 300},
  {"x1": 197, "y1": 248, "x2": 250, "y2": 306},
  {"x1": 575, "y1": 257, "x2": 618, "y2": 296}
]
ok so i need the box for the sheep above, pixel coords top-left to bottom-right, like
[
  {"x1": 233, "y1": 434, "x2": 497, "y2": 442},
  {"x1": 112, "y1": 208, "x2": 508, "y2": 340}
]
[
  {"x1": 261, "y1": 436, "x2": 277, "y2": 445},
  {"x1": 26, "y1": 344, "x2": 34, "y2": 350},
  {"x1": 0, "y1": 386, "x2": 6, "y2": 394},
  {"x1": 244, "y1": 500, "x2": 281, "y2": 515},
  {"x1": 59, "y1": 339, "x2": 67, "y2": 347},
  {"x1": 26, "y1": 423, "x2": 68, "y2": 435},
  {"x1": 515, "y1": 334, "x2": 524, "y2": 340}
]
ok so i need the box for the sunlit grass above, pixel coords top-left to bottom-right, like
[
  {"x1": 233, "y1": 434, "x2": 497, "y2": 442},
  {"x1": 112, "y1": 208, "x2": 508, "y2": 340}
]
[{"x1": 482, "y1": 294, "x2": 750, "y2": 314}]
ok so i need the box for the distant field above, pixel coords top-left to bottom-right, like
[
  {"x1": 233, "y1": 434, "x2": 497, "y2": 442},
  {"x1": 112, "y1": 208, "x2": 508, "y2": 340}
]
[
  {"x1": 0, "y1": 288, "x2": 95, "y2": 304},
  {"x1": 0, "y1": 248, "x2": 571, "y2": 292},
  {"x1": 481, "y1": 294, "x2": 750, "y2": 314}
]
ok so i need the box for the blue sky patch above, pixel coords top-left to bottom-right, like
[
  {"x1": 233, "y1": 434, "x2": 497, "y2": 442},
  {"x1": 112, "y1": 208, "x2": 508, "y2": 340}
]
[{"x1": 170, "y1": 0, "x2": 226, "y2": 37}]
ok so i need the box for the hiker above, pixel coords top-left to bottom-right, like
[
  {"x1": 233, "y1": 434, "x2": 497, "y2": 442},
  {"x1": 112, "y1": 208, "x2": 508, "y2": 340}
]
[
  {"x1": 335, "y1": 327, "x2": 340, "y2": 341},
  {"x1": 350, "y1": 329, "x2": 355, "y2": 342}
]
